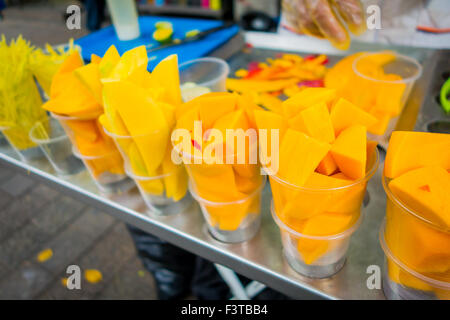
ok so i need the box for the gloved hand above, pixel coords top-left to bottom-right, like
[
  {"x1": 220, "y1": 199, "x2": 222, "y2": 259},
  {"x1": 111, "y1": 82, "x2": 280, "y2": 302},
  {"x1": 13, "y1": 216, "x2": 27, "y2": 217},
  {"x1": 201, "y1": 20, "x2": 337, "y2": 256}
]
[{"x1": 282, "y1": 0, "x2": 366, "y2": 50}]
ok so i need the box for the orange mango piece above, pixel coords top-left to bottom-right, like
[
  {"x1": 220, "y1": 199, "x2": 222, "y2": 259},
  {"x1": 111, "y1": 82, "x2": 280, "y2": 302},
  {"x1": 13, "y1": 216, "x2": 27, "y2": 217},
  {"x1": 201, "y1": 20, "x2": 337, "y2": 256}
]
[
  {"x1": 289, "y1": 102, "x2": 335, "y2": 143},
  {"x1": 384, "y1": 131, "x2": 450, "y2": 179},
  {"x1": 297, "y1": 212, "x2": 354, "y2": 264},
  {"x1": 387, "y1": 259, "x2": 433, "y2": 292},
  {"x1": 282, "y1": 88, "x2": 336, "y2": 118},
  {"x1": 389, "y1": 166, "x2": 450, "y2": 229},
  {"x1": 197, "y1": 93, "x2": 237, "y2": 130},
  {"x1": 330, "y1": 98, "x2": 377, "y2": 136},
  {"x1": 91, "y1": 54, "x2": 102, "y2": 64},
  {"x1": 316, "y1": 152, "x2": 338, "y2": 176},
  {"x1": 331, "y1": 125, "x2": 367, "y2": 180},
  {"x1": 279, "y1": 129, "x2": 331, "y2": 186}
]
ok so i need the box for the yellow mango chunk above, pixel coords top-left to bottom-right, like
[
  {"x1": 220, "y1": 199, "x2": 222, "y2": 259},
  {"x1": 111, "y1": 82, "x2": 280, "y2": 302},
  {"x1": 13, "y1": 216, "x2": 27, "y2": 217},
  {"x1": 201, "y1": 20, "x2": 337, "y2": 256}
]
[
  {"x1": 91, "y1": 54, "x2": 102, "y2": 64},
  {"x1": 389, "y1": 166, "x2": 450, "y2": 229},
  {"x1": 161, "y1": 144, "x2": 188, "y2": 201},
  {"x1": 289, "y1": 102, "x2": 335, "y2": 143},
  {"x1": 384, "y1": 131, "x2": 450, "y2": 179},
  {"x1": 151, "y1": 54, "x2": 182, "y2": 105},
  {"x1": 331, "y1": 125, "x2": 367, "y2": 180},
  {"x1": 44, "y1": 74, "x2": 102, "y2": 117},
  {"x1": 330, "y1": 98, "x2": 377, "y2": 136},
  {"x1": 282, "y1": 88, "x2": 336, "y2": 118},
  {"x1": 99, "y1": 45, "x2": 120, "y2": 79},
  {"x1": 279, "y1": 129, "x2": 331, "y2": 186},
  {"x1": 103, "y1": 81, "x2": 169, "y2": 173},
  {"x1": 387, "y1": 259, "x2": 433, "y2": 292},
  {"x1": 297, "y1": 212, "x2": 354, "y2": 264},
  {"x1": 106, "y1": 45, "x2": 148, "y2": 82},
  {"x1": 197, "y1": 93, "x2": 237, "y2": 130},
  {"x1": 316, "y1": 152, "x2": 338, "y2": 176},
  {"x1": 74, "y1": 63, "x2": 103, "y2": 105}
]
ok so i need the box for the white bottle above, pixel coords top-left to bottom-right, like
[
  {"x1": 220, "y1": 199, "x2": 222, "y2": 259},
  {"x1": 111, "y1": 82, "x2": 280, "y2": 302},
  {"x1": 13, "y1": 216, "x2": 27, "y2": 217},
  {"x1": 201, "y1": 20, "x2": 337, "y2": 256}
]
[{"x1": 106, "y1": 0, "x2": 141, "y2": 41}]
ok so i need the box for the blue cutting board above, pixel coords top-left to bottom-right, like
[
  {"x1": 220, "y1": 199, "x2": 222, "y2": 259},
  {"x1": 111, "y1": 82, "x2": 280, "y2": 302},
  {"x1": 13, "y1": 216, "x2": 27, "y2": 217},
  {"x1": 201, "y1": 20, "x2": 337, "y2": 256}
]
[{"x1": 75, "y1": 16, "x2": 239, "y2": 70}]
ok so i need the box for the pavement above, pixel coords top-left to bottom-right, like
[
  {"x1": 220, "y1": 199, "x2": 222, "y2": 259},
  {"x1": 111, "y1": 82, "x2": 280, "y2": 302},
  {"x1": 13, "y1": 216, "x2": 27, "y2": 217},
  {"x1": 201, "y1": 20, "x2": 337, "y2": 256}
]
[{"x1": 0, "y1": 0, "x2": 158, "y2": 300}]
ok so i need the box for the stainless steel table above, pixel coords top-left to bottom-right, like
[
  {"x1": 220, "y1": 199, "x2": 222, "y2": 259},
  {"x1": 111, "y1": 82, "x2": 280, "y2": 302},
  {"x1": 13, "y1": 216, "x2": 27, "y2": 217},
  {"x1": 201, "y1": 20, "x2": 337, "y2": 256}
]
[{"x1": 0, "y1": 43, "x2": 448, "y2": 300}]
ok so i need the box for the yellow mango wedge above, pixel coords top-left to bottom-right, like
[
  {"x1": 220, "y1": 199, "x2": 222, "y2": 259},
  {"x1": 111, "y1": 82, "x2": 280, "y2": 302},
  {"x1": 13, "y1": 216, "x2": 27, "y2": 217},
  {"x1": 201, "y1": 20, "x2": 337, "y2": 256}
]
[
  {"x1": 151, "y1": 54, "x2": 183, "y2": 106},
  {"x1": 103, "y1": 81, "x2": 169, "y2": 173}
]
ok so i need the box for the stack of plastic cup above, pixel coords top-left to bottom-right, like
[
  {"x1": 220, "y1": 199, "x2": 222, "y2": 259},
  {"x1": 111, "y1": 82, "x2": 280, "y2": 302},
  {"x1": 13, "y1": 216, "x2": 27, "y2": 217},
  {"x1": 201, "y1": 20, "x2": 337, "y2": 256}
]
[
  {"x1": 268, "y1": 150, "x2": 379, "y2": 278},
  {"x1": 1, "y1": 124, "x2": 44, "y2": 162},
  {"x1": 179, "y1": 57, "x2": 230, "y2": 101},
  {"x1": 178, "y1": 143, "x2": 265, "y2": 243},
  {"x1": 104, "y1": 128, "x2": 191, "y2": 216},
  {"x1": 52, "y1": 113, "x2": 131, "y2": 193},
  {"x1": 29, "y1": 117, "x2": 83, "y2": 176},
  {"x1": 381, "y1": 175, "x2": 450, "y2": 300}
]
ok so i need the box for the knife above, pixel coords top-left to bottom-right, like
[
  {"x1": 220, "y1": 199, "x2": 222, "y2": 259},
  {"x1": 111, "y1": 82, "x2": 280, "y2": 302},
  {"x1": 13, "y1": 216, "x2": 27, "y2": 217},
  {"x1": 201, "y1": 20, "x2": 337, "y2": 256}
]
[{"x1": 146, "y1": 21, "x2": 236, "y2": 53}]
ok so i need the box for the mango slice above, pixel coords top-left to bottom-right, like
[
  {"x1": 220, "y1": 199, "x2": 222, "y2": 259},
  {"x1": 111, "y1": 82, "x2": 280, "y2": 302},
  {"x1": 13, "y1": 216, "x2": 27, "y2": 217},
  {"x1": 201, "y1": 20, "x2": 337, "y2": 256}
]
[
  {"x1": 389, "y1": 166, "x2": 450, "y2": 229},
  {"x1": 106, "y1": 45, "x2": 148, "y2": 82},
  {"x1": 331, "y1": 125, "x2": 367, "y2": 180},
  {"x1": 384, "y1": 131, "x2": 450, "y2": 179},
  {"x1": 74, "y1": 63, "x2": 103, "y2": 105},
  {"x1": 99, "y1": 45, "x2": 120, "y2": 79},
  {"x1": 279, "y1": 129, "x2": 331, "y2": 186},
  {"x1": 102, "y1": 81, "x2": 169, "y2": 173},
  {"x1": 316, "y1": 152, "x2": 338, "y2": 176},
  {"x1": 198, "y1": 93, "x2": 237, "y2": 130},
  {"x1": 289, "y1": 102, "x2": 335, "y2": 143},
  {"x1": 330, "y1": 98, "x2": 377, "y2": 136},
  {"x1": 151, "y1": 54, "x2": 182, "y2": 106},
  {"x1": 282, "y1": 88, "x2": 336, "y2": 118}
]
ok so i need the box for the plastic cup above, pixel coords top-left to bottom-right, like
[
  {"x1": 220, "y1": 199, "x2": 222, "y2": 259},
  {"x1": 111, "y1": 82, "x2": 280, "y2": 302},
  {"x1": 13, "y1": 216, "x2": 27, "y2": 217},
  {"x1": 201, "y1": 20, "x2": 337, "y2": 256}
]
[
  {"x1": 106, "y1": 0, "x2": 140, "y2": 41},
  {"x1": 29, "y1": 118, "x2": 84, "y2": 176},
  {"x1": 175, "y1": 138, "x2": 264, "y2": 243},
  {"x1": 72, "y1": 146, "x2": 132, "y2": 193},
  {"x1": 179, "y1": 57, "x2": 230, "y2": 101},
  {"x1": 379, "y1": 220, "x2": 450, "y2": 300},
  {"x1": 189, "y1": 176, "x2": 266, "y2": 243},
  {"x1": 381, "y1": 174, "x2": 450, "y2": 299},
  {"x1": 267, "y1": 150, "x2": 379, "y2": 278},
  {"x1": 352, "y1": 52, "x2": 422, "y2": 141},
  {"x1": 125, "y1": 162, "x2": 191, "y2": 216},
  {"x1": 103, "y1": 127, "x2": 190, "y2": 214},
  {"x1": 51, "y1": 112, "x2": 121, "y2": 159},
  {"x1": 0, "y1": 125, "x2": 44, "y2": 162}
]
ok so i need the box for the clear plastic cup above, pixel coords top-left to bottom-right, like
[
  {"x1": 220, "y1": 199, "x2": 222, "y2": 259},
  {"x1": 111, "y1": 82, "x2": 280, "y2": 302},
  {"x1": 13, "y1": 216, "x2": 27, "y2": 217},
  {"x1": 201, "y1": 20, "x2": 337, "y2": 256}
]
[
  {"x1": 352, "y1": 52, "x2": 422, "y2": 142},
  {"x1": 272, "y1": 201, "x2": 363, "y2": 278},
  {"x1": 379, "y1": 219, "x2": 450, "y2": 300},
  {"x1": 267, "y1": 150, "x2": 379, "y2": 278},
  {"x1": 125, "y1": 162, "x2": 191, "y2": 216},
  {"x1": 0, "y1": 125, "x2": 44, "y2": 162},
  {"x1": 106, "y1": 0, "x2": 140, "y2": 41},
  {"x1": 382, "y1": 174, "x2": 450, "y2": 299},
  {"x1": 179, "y1": 57, "x2": 230, "y2": 101},
  {"x1": 29, "y1": 118, "x2": 84, "y2": 176},
  {"x1": 175, "y1": 137, "x2": 264, "y2": 243},
  {"x1": 189, "y1": 176, "x2": 266, "y2": 243},
  {"x1": 103, "y1": 127, "x2": 190, "y2": 213},
  {"x1": 72, "y1": 146, "x2": 132, "y2": 194}
]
